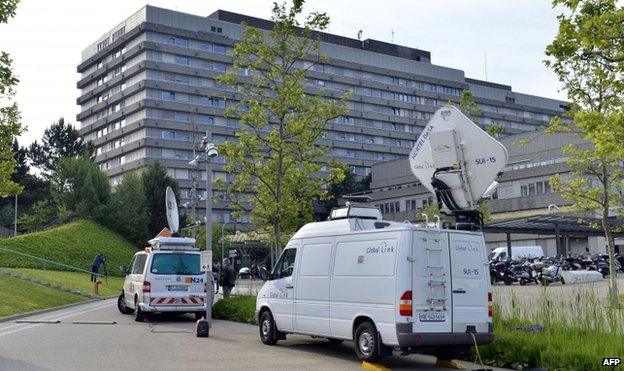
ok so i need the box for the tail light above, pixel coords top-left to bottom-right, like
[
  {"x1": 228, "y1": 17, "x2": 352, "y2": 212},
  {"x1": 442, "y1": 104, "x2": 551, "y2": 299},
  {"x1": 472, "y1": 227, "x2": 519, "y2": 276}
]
[
  {"x1": 399, "y1": 290, "x2": 413, "y2": 316},
  {"x1": 142, "y1": 281, "x2": 151, "y2": 293},
  {"x1": 487, "y1": 291, "x2": 493, "y2": 317}
]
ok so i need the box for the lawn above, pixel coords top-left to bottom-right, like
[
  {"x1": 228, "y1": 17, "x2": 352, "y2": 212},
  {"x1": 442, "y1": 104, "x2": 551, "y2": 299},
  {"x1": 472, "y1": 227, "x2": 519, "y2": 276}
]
[
  {"x1": 0, "y1": 220, "x2": 138, "y2": 275},
  {"x1": 3, "y1": 268, "x2": 124, "y2": 298},
  {"x1": 0, "y1": 275, "x2": 86, "y2": 317}
]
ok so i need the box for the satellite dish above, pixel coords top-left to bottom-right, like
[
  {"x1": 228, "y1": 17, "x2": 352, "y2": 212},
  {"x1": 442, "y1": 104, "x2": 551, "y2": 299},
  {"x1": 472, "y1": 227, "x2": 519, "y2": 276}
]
[
  {"x1": 409, "y1": 105, "x2": 507, "y2": 219},
  {"x1": 165, "y1": 186, "x2": 179, "y2": 234}
]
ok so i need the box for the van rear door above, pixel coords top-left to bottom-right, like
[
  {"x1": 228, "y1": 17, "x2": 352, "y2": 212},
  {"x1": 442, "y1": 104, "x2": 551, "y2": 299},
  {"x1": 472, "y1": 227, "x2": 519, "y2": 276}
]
[
  {"x1": 448, "y1": 232, "x2": 490, "y2": 333},
  {"x1": 412, "y1": 230, "x2": 452, "y2": 333}
]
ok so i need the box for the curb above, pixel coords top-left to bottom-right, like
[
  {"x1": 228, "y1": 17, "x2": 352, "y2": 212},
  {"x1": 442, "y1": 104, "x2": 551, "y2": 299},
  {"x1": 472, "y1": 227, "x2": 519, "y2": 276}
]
[{"x1": 0, "y1": 296, "x2": 116, "y2": 323}]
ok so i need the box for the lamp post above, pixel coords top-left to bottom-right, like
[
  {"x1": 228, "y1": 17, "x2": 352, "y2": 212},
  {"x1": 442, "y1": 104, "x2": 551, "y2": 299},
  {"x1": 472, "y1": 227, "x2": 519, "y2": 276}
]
[
  {"x1": 188, "y1": 133, "x2": 218, "y2": 330},
  {"x1": 13, "y1": 194, "x2": 17, "y2": 237}
]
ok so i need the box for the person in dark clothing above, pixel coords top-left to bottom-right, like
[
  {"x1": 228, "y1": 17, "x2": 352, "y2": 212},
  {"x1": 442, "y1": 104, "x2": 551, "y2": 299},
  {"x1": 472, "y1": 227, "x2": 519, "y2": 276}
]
[
  {"x1": 220, "y1": 258, "x2": 236, "y2": 298},
  {"x1": 91, "y1": 253, "x2": 106, "y2": 282}
]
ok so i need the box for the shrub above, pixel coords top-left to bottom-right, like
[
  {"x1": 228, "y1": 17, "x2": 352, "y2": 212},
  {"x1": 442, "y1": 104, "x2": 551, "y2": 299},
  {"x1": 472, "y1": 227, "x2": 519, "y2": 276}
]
[{"x1": 212, "y1": 295, "x2": 256, "y2": 324}]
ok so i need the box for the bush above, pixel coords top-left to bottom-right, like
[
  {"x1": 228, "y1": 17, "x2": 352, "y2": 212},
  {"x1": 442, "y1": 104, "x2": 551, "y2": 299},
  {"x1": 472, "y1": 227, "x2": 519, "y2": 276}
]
[
  {"x1": 0, "y1": 220, "x2": 137, "y2": 275},
  {"x1": 212, "y1": 295, "x2": 256, "y2": 324}
]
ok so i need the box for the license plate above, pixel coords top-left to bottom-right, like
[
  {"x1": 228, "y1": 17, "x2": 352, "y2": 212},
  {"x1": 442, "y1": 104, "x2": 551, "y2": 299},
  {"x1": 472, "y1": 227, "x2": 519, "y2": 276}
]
[
  {"x1": 419, "y1": 312, "x2": 446, "y2": 322},
  {"x1": 166, "y1": 285, "x2": 188, "y2": 291}
]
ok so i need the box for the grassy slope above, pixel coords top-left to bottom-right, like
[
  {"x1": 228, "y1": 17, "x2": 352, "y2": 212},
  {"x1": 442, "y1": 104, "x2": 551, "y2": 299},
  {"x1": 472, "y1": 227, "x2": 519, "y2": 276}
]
[
  {"x1": 0, "y1": 275, "x2": 85, "y2": 317},
  {"x1": 3, "y1": 269, "x2": 125, "y2": 297},
  {"x1": 0, "y1": 220, "x2": 138, "y2": 275}
]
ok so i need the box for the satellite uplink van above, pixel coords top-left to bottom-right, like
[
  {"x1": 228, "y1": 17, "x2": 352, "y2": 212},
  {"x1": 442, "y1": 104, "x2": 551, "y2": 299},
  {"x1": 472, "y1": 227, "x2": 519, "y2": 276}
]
[{"x1": 255, "y1": 105, "x2": 508, "y2": 362}]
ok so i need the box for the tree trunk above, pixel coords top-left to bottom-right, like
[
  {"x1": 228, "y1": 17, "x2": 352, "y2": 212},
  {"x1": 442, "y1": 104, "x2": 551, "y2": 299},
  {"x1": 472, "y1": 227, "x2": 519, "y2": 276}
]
[{"x1": 601, "y1": 212, "x2": 619, "y2": 308}]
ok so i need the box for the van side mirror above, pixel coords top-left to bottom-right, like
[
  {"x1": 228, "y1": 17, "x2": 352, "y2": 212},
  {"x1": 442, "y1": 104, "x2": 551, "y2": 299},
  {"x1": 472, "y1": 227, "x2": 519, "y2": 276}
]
[{"x1": 119, "y1": 265, "x2": 129, "y2": 275}]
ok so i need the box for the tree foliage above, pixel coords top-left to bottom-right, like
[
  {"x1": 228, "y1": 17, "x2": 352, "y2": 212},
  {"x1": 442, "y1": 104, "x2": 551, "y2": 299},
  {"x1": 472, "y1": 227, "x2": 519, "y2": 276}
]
[
  {"x1": 141, "y1": 161, "x2": 180, "y2": 238},
  {"x1": 216, "y1": 0, "x2": 348, "y2": 251},
  {"x1": 51, "y1": 156, "x2": 110, "y2": 224},
  {"x1": 326, "y1": 170, "x2": 371, "y2": 212},
  {"x1": 0, "y1": 0, "x2": 24, "y2": 198},
  {"x1": 107, "y1": 172, "x2": 150, "y2": 246},
  {"x1": 28, "y1": 117, "x2": 90, "y2": 175},
  {"x1": 545, "y1": 0, "x2": 624, "y2": 307}
]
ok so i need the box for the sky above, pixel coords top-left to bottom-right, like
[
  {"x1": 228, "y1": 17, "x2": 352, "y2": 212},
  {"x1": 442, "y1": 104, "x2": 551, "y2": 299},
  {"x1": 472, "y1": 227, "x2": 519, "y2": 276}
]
[{"x1": 0, "y1": 0, "x2": 567, "y2": 146}]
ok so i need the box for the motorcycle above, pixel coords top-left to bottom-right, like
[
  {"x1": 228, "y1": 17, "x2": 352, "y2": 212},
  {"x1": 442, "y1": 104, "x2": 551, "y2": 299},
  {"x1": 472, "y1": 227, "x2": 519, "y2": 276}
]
[{"x1": 533, "y1": 259, "x2": 565, "y2": 285}]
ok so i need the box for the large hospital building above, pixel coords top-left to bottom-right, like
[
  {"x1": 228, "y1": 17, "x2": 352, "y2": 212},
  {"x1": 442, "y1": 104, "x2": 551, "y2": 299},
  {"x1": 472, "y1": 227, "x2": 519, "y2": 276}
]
[{"x1": 77, "y1": 5, "x2": 567, "y2": 224}]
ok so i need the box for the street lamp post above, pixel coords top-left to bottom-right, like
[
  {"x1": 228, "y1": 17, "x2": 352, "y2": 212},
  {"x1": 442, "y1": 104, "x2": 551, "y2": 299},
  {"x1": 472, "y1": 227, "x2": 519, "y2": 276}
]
[{"x1": 188, "y1": 131, "x2": 218, "y2": 331}]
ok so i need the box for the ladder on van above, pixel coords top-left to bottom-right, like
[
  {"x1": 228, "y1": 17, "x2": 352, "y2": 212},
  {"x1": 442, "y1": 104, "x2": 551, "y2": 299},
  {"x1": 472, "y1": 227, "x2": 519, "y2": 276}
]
[{"x1": 425, "y1": 231, "x2": 447, "y2": 311}]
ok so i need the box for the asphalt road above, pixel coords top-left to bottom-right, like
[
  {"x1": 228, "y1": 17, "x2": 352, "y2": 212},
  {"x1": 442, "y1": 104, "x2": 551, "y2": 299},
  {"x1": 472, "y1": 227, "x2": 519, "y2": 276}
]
[{"x1": 0, "y1": 299, "x2": 500, "y2": 371}]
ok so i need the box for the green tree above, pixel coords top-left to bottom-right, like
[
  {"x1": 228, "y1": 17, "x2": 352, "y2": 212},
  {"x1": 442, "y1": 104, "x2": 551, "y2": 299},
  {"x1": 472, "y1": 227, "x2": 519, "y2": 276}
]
[
  {"x1": 52, "y1": 156, "x2": 110, "y2": 223},
  {"x1": 545, "y1": 0, "x2": 624, "y2": 307},
  {"x1": 216, "y1": 0, "x2": 348, "y2": 253},
  {"x1": 108, "y1": 172, "x2": 149, "y2": 246},
  {"x1": 28, "y1": 117, "x2": 91, "y2": 176},
  {"x1": 141, "y1": 161, "x2": 180, "y2": 237},
  {"x1": 0, "y1": 0, "x2": 24, "y2": 197},
  {"x1": 326, "y1": 170, "x2": 371, "y2": 211},
  {"x1": 458, "y1": 90, "x2": 506, "y2": 136},
  {"x1": 0, "y1": 140, "x2": 51, "y2": 230},
  {"x1": 416, "y1": 200, "x2": 491, "y2": 225}
]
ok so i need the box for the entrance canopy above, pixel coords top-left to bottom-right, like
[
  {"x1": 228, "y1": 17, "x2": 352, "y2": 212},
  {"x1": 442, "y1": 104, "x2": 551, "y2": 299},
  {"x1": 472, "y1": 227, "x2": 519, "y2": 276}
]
[{"x1": 482, "y1": 214, "x2": 624, "y2": 257}]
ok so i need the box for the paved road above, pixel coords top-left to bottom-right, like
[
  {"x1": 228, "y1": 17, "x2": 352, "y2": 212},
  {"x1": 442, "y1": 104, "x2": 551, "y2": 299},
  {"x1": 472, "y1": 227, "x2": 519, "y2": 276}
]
[{"x1": 0, "y1": 299, "x2": 500, "y2": 371}]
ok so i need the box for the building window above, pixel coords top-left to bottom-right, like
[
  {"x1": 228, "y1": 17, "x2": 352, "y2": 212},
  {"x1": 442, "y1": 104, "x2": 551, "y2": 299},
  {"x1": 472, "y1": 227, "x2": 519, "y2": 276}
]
[
  {"x1": 174, "y1": 112, "x2": 189, "y2": 122},
  {"x1": 175, "y1": 56, "x2": 189, "y2": 65},
  {"x1": 213, "y1": 44, "x2": 226, "y2": 54},
  {"x1": 162, "y1": 130, "x2": 175, "y2": 140},
  {"x1": 200, "y1": 115, "x2": 214, "y2": 125},
  {"x1": 313, "y1": 64, "x2": 325, "y2": 73}
]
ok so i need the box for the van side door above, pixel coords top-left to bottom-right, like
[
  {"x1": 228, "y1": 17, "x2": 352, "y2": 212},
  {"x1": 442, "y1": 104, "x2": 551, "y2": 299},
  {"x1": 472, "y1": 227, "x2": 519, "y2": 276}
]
[
  {"x1": 294, "y1": 240, "x2": 332, "y2": 336},
  {"x1": 270, "y1": 247, "x2": 298, "y2": 332}
]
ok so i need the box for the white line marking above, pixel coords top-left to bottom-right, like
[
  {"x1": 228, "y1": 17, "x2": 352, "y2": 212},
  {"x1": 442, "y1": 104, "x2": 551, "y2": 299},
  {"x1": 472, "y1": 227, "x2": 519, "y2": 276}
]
[{"x1": 0, "y1": 300, "x2": 114, "y2": 338}]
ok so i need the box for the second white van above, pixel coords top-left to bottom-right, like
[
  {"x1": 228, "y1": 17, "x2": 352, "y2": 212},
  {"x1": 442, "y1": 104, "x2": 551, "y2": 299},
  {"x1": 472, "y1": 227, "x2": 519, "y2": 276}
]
[{"x1": 255, "y1": 206, "x2": 493, "y2": 362}]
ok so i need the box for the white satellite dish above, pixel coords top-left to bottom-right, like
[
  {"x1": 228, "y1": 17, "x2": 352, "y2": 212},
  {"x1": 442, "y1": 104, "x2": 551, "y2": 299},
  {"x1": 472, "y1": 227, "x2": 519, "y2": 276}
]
[
  {"x1": 165, "y1": 186, "x2": 179, "y2": 234},
  {"x1": 409, "y1": 105, "x2": 508, "y2": 219}
]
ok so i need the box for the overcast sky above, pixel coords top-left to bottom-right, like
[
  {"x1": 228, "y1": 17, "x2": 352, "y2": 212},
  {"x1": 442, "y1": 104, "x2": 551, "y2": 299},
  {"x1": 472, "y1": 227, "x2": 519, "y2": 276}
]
[{"x1": 0, "y1": 0, "x2": 566, "y2": 146}]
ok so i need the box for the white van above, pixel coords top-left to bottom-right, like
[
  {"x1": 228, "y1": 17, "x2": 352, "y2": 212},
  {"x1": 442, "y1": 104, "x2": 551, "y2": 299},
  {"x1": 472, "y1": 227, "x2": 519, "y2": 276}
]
[
  {"x1": 489, "y1": 246, "x2": 544, "y2": 261},
  {"x1": 255, "y1": 207, "x2": 493, "y2": 362},
  {"x1": 117, "y1": 237, "x2": 207, "y2": 322}
]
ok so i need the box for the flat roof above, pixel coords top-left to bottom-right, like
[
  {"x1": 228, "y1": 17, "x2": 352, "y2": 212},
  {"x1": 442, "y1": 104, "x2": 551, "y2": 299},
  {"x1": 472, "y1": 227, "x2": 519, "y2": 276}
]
[{"x1": 482, "y1": 214, "x2": 624, "y2": 237}]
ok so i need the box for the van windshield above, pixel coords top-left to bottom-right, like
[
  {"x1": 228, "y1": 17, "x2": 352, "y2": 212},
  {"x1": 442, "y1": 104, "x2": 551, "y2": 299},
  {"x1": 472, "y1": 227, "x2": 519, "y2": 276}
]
[{"x1": 150, "y1": 253, "x2": 202, "y2": 275}]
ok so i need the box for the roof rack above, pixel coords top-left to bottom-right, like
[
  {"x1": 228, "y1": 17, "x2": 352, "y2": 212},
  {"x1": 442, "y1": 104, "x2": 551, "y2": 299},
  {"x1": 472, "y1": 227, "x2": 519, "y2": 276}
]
[{"x1": 148, "y1": 236, "x2": 198, "y2": 251}]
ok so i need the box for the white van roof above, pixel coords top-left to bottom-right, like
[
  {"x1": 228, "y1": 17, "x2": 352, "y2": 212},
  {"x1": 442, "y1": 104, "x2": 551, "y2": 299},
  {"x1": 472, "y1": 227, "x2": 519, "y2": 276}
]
[{"x1": 291, "y1": 219, "x2": 412, "y2": 240}]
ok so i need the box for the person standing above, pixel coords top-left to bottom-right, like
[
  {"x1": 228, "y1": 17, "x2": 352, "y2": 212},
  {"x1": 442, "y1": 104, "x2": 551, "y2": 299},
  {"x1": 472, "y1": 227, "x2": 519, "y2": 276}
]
[
  {"x1": 220, "y1": 258, "x2": 236, "y2": 298},
  {"x1": 91, "y1": 253, "x2": 106, "y2": 282}
]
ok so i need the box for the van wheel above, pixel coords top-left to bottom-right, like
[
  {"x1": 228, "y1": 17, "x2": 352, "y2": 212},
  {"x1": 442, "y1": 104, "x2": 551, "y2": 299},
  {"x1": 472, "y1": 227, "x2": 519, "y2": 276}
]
[
  {"x1": 354, "y1": 321, "x2": 382, "y2": 363},
  {"x1": 117, "y1": 293, "x2": 134, "y2": 314},
  {"x1": 327, "y1": 338, "x2": 344, "y2": 344},
  {"x1": 259, "y1": 310, "x2": 279, "y2": 345},
  {"x1": 134, "y1": 297, "x2": 145, "y2": 322}
]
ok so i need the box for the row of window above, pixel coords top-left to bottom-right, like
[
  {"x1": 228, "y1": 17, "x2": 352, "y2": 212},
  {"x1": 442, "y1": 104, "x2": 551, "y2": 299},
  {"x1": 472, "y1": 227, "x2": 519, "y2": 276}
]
[
  {"x1": 311, "y1": 63, "x2": 462, "y2": 96},
  {"x1": 504, "y1": 157, "x2": 567, "y2": 172},
  {"x1": 520, "y1": 180, "x2": 553, "y2": 197},
  {"x1": 159, "y1": 34, "x2": 229, "y2": 55}
]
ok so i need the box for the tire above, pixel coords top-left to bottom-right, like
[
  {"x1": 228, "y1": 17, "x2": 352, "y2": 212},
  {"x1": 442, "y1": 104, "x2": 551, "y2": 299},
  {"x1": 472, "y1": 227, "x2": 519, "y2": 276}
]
[
  {"x1": 519, "y1": 278, "x2": 528, "y2": 286},
  {"x1": 504, "y1": 277, "x2": 512, "y2": 286},
  {"x1": 327, "y1": 338, "x2": 344, "y2": 345},
  {"x1": 560, "y1": 276, "x2": 565, "y2": 285},
  {"x1": 134, "y1": 297, "x2": 146, "y2": 322},
  {"x1": 117, "y1": 293, "x2": 134, "y2": 315},
  {"x1": 354, "y1": 321, "x2": 383, "y2": 363},
  {"x1": 259, "y1": 310, "x2": 279, "y2": 345}
]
